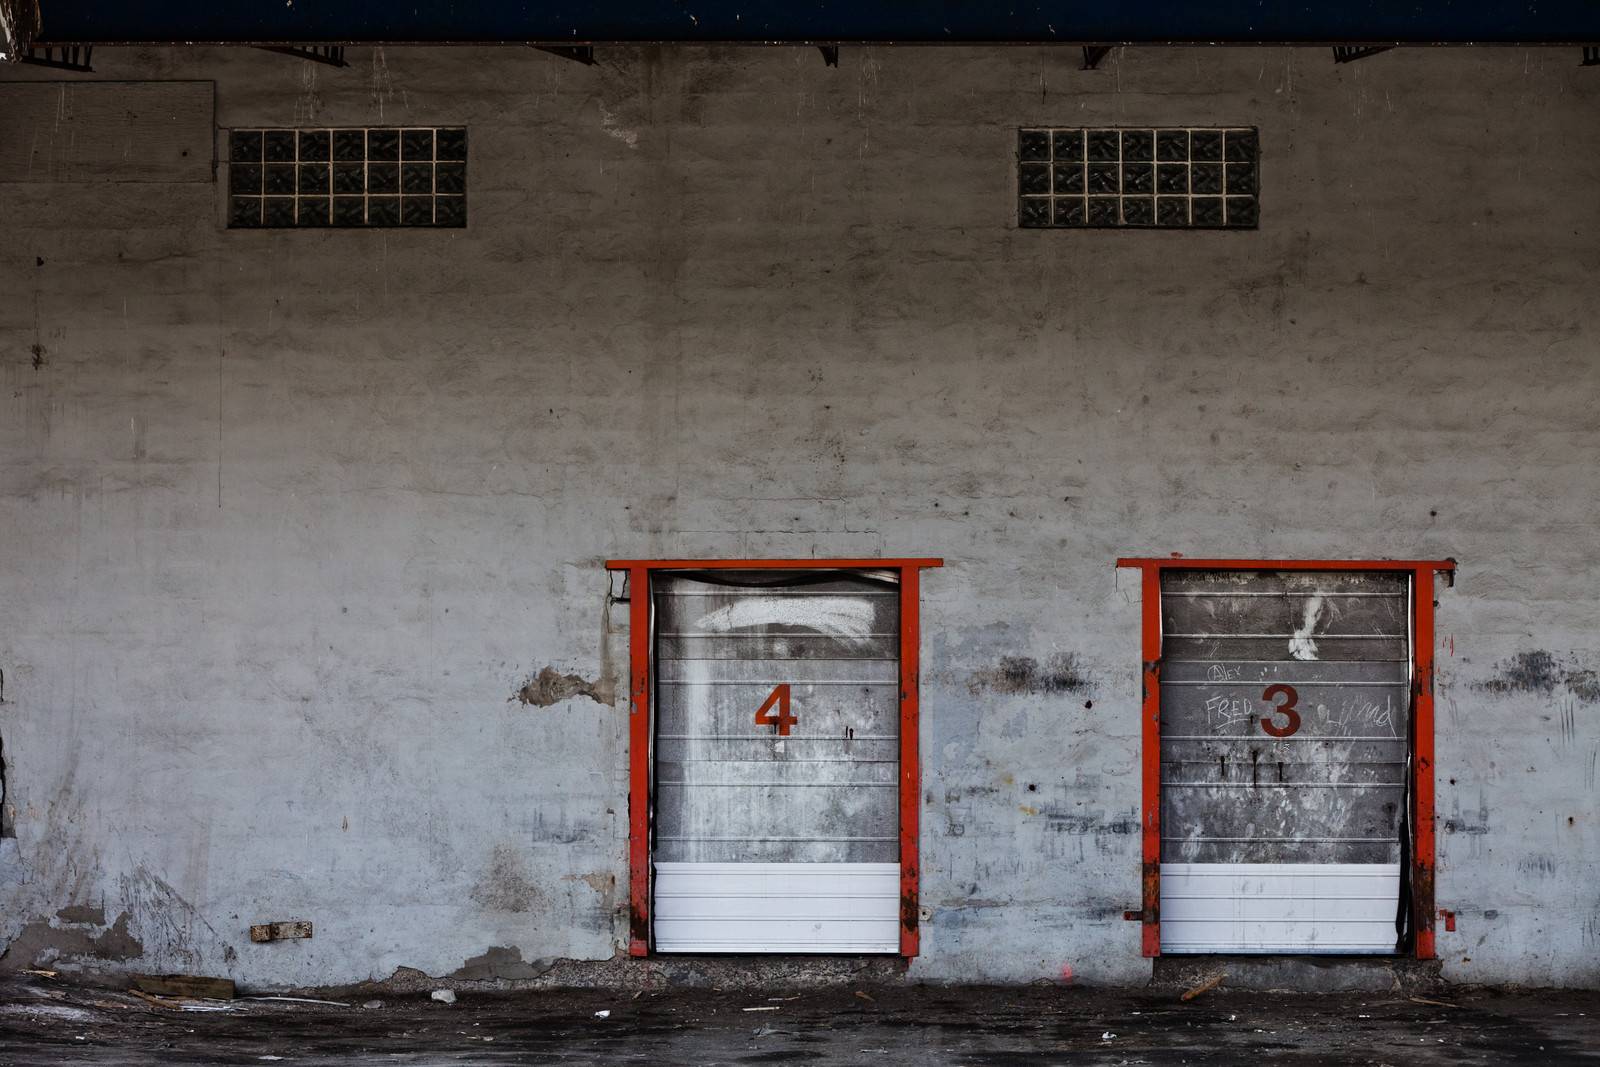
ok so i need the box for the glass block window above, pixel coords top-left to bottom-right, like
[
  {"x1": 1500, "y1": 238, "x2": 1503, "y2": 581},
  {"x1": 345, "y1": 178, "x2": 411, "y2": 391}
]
[
  {"x1": 1018, "y1": 127, "x2": 1258, "y2": 230},
  {"x1": 227, "y1": 127, "x2": 467, "y2": 229}
]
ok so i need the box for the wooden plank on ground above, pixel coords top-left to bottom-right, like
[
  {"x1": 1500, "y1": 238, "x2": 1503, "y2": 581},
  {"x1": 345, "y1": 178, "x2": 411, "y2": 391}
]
[{"x1": 131, "y1": 974, "x2": 236, "y2": 1000}]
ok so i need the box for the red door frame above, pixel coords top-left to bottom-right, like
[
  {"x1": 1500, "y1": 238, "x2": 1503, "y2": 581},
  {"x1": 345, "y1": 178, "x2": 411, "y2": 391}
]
[
  {"x1": 604, "y1": 557, "x2": 943, "y2": 958},
  {"x1": 1114, "y1": 556, "x2": 1455, "y2": 959}
]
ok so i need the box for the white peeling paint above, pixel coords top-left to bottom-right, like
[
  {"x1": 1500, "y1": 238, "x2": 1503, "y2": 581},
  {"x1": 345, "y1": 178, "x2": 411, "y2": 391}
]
[
  {"x1": 598, "y1": 103, "x2": 639, "y2": 148},
  {"x1": 695, "y1": 596, "x2": 875, "y2": 643},
  {"x1": 1288, "y1": 594, "x2": 1326, "y2": 661}
]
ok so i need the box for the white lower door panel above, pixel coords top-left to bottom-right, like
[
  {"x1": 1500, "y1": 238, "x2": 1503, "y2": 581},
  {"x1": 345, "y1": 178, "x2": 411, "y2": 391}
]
[
  {"x1": 1161, "y1": 862, "x2": 1400, "y2": 954},
  {"x1": 654, "y1": 862, "x2": 900, "y2": 953}
]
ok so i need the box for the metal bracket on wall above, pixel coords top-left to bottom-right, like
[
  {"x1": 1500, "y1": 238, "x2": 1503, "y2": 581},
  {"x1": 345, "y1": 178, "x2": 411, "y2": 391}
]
[
  {"x1": 534, "y1": 45, "x2": 596, "y2": 65},
  {"x1": 1332, "y1": 45, "x2": 1394, "y2": 63},
  {"x1": 1583, "y1": 46, "x2": 1600, "y2": 65},
  {"x1": 20, "y1": 45, "x2": 93, "y2": 72},
  {"x1": 257, "y1": 45, "x2": 348, "y2": 67},
  {"x1": 1081, "y1": 45, "x2": 1113, "y2": 70},
  {"x1": 818, "y1": 45, "x2": 839, "y2": 67}
]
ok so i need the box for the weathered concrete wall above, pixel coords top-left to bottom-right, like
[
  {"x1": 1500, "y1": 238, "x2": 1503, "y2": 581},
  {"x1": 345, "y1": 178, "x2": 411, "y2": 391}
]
[{"x1": 1, "y1": 44, "x2": 1597, "y2": 989}]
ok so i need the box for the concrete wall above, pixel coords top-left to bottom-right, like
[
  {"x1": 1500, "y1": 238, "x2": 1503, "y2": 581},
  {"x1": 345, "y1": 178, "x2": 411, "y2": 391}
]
[{"x1": 1, "y1": 44, "x2": 1597, "y2": 989}]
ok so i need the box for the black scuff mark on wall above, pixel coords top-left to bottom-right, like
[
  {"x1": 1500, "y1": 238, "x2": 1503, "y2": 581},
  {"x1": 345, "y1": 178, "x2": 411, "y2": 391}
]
[
  {"x1": 967, "y1": 654, "x2": 1090, "y2": 696},
  {"x1": 1477, "y1": 650, "x2": 1600, "y2": 704},
  {"x1": 0, "y1": 716, "x2": 11, "y2": 838},
  {"x1": 1041, "y1": 809, "x2": 1140, "y2": 835},
  {"x1": 511, "y1": 666, "x2": 611, "y2": 707},
  {"x1": 469, "y1": 844, "x2": 543, "y2": 913},
  {"x1": 1443, "y1": 795, "x2": 1491, "y2": 836}
]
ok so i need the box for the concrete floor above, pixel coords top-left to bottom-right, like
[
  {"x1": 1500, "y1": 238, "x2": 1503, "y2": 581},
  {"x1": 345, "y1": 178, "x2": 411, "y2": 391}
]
[{"x1": 0, "y1": 977, "x2": 1596, "y2": 1065}]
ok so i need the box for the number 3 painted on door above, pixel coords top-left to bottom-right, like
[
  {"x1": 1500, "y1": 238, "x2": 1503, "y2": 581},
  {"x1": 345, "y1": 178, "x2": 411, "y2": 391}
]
[
  {"x1": 1260, "y1": 683, "x2": 1301, "y2": 738},
  {"x1": 755, "y1": 683, "x2": 797, "y2": 736}
]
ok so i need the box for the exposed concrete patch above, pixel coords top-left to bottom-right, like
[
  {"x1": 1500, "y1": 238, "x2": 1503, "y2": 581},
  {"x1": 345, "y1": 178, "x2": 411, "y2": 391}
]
[
  {"x1": 0, "y1": 912, "x2": 144, "y2": 972},
  {"x1": 512, "y1": 666, "x2": 610, "y2": 708},
  {"x1": 323, "y1": 954, "x2": 907, "y2": 996},
  {"x1": 1477, "y1": 650, "x2": 1599, "y2": 703},
  {"x1": 566, "y1": 871, "x2": 615, "y2": 898},
  {"x1": 450, "y1": 946, "x2": 552, "y2": 982},
  {"x1": 1152, "y1": 955, "x2": 1442, "y2": 994},
  {"x1": 967, "y1": 654, "x2": 1090, "y2": 696},
  {"x1": 469, "y1": 845, "x2": 542, "y2": 913}
]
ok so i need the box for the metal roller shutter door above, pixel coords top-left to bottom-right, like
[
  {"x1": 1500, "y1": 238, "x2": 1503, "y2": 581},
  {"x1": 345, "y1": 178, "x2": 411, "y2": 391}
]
[
  {"x1": 1158, "y1": 570, "x2": 1410, "y2": 954},
  {"x1": 651, "y1": 569, "x2": 901, "y2": 953}
]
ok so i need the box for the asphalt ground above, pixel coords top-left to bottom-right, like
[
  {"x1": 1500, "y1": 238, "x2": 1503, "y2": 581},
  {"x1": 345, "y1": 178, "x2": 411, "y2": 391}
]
[{"x1": 1, "y1": 975, "x2": 1596, "y2": 1066}]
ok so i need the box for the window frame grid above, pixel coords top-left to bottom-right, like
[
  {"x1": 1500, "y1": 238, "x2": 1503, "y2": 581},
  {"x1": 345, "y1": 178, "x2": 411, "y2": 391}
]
[
  {"x1": 226, "y1": 126, "x2": 467, "y2": 229},
  {"x1": 1018, "y1": 126, "x2": 1260, "y2": 230}
]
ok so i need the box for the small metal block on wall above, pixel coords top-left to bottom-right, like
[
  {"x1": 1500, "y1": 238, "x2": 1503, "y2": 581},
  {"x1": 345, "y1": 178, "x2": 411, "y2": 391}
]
[
  {"x1": 227, "y1": 127, "x2": 467, "y2": 229},
  {"x1": 1018, "y1": 127, "x2": 1259, "y2": 229}
]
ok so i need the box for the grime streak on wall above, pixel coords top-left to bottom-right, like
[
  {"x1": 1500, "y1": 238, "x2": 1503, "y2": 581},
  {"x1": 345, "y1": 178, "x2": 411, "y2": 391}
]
[
  {"x1": 967, "y1": 654, "x2": 1090, "y2": 696},
  {"x1": 1476, "y1": 651, "x2": 1600, "y2": 704}
]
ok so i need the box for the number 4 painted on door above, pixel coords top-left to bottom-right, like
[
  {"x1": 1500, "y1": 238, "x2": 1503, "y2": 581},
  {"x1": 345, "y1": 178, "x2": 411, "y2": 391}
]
[{"x1": 755, "y1": 683, "x2": 798, "y2": 736}]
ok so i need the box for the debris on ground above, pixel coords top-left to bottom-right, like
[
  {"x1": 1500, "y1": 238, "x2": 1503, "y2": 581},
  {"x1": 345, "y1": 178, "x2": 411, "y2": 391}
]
[
  {"x1": 854, "y1": 990, "x2": 875, "y2": 1003},
  {"x1": 1410, "y1": 996, "x2": 1461, "y2": 1009},
  {"x1": 246, "y1": 996, "x2": 350, "y2": 1007},
  {"x1": 593, "y1": 1009, "x2": 611, "y2": 1019},
  {"x1": 1181, "y1": 972, "x2": 1227, "y2": 1002},
  {"x1": 127, "y1": 990, "x2": 182, "y2": 1012},
  {"x1": 430, "y1": 989, "x2": 457, "y2": 1005},
  {"x1": 741, "y1": 1005, "x2": 778, "y2": 1012},
  {"x1": 128, "y1": 990, "x2": 236, "y2": 1013}
]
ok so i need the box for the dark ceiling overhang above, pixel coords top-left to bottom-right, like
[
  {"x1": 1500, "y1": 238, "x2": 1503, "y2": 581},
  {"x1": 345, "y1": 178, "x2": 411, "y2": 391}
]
[{"x1": 18, "y1": 1, "x2": 1600, "y2": 47}]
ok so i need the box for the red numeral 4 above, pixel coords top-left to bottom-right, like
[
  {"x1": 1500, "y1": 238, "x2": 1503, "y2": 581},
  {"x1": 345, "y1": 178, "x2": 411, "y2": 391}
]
[{"x1": 755, "y1": 683, "x2": 797, "y2": 736}]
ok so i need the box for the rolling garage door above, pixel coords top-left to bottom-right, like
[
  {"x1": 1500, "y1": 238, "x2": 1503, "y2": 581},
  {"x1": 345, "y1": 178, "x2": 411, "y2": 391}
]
[
  {"x1": 1159, "y1": 570, "x2": 1411, "y2": 953},
  {"x1": 651, "y1": 570, "x2": 901, "y2": 953}
]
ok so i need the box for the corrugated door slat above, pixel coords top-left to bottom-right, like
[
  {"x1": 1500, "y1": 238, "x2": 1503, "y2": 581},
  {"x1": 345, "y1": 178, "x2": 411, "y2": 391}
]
[
  {"x1": 1159, "y1": 570, "x2": 1409, "y2": 954},
  {"x1": 652, "y1": 570, "x2": 900, "y2": 953}
]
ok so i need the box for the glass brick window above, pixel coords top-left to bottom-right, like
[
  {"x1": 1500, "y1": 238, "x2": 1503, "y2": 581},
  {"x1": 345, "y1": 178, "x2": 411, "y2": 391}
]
[
  {"x1": 227, "y1": 127, "x2": 467, "y2": 229},
  {"x1": 1018, "y1": 127, "x2": 1258, "y2": 229}
]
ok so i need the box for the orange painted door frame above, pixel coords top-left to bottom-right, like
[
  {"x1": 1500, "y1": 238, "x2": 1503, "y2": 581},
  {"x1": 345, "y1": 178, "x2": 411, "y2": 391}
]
[
  {"x1": 605, "y1": 558, "x2": 942, "y2": 958},
  {"x1": 1115, "y1": 556, "x2": 1455, "y2": 959}
]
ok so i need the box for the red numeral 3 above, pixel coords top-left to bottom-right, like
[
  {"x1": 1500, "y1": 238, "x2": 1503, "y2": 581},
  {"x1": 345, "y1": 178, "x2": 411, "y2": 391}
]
[{"x1": 1260, "y1": 683, "x2": 1301, "y2": 738}]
